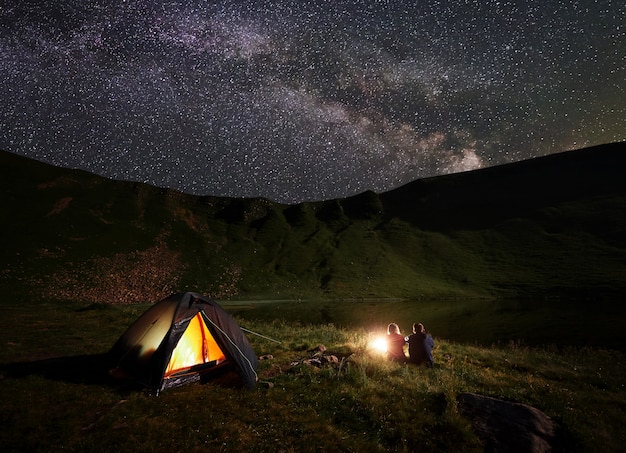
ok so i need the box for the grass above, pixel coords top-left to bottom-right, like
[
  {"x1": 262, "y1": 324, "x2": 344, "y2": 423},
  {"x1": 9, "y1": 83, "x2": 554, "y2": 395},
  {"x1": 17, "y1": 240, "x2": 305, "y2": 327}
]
[
  {"x1": 3, "y1": 144, "x2": 626, "y2": 303},
  {"x1": 1, "y1": 300, "x2": 625, "y2": 452}
]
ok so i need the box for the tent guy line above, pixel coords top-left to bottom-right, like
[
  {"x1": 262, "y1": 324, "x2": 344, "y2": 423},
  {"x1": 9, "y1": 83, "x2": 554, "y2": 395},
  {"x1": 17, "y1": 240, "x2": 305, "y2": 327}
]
[{"x1": 240, "y1": 327, "x2": 282, "y2": 344}]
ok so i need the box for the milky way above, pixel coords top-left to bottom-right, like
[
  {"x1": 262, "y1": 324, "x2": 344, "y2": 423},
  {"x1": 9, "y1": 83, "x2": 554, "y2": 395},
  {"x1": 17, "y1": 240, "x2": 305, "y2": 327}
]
[{"x1": 1, "y1": 0, "x2": 624, "y2": 203}]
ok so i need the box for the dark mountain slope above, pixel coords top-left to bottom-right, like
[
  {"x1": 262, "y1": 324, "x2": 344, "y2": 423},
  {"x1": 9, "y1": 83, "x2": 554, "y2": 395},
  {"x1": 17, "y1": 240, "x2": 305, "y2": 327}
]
[
  {"x1": 377, "y1": 141, "x2": 626, "y2": 230},
  {"x1": 2, "y1": 142, "x2": 625, "y2": 302}
]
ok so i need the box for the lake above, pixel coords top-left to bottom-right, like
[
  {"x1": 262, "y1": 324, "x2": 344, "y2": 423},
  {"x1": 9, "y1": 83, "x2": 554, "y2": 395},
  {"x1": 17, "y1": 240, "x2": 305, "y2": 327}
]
[{"x1": 222, "y1": 298, "x2": 626, "y2": 351}]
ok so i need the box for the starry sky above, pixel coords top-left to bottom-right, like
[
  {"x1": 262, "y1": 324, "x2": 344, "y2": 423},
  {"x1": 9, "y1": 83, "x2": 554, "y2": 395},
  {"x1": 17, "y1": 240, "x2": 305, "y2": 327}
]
[{"x1": 1, "y1": 0, "x2": 624, "y2": 203}]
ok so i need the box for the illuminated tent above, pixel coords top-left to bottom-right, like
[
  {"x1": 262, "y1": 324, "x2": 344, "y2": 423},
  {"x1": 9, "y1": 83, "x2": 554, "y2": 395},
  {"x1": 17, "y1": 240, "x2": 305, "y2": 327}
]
[{"x1": 108, "y1": 292, "x2": 258, "y2": 392}]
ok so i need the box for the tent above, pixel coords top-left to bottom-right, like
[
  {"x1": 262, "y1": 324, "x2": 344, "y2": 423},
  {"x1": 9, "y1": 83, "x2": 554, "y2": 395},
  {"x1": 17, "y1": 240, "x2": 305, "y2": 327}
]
[{"x1": 108, "y1": 292, "x2": 258, "y2": 392}]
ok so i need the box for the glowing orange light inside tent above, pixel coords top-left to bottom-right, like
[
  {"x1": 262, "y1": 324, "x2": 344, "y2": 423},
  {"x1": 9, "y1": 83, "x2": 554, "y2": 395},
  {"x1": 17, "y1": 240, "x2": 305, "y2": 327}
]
[{"x1": 165, "y1": 313, "x2": 226, "y2": 376}]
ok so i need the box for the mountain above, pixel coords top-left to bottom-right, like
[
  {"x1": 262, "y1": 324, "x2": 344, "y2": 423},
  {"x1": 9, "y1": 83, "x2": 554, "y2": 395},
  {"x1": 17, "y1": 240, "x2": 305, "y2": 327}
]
[{"x1": 2, "y1": 142, "x2": 626, "y2": 303}]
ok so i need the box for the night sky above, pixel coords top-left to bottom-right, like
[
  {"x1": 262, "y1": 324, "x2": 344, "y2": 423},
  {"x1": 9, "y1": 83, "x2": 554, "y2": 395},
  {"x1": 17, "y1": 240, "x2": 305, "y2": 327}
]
[{"x1": 1, "y1": 1, "x2": 624, "y2": 203}]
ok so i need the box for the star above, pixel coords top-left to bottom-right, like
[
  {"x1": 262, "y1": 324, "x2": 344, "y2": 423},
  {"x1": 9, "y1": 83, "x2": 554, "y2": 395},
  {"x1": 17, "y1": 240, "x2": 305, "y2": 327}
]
[{"x1": 1, "y1": 0, "x2": 624, "y2": 203}]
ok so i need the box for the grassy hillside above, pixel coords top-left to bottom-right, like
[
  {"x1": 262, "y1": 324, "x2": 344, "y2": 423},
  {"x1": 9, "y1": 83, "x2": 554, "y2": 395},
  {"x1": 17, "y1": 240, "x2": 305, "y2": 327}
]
[
  {"x1": 2, "y1": 145, "x2": 626, "y2": 451},
  {"x1": 2, "y1": 142, "x2": 626, "y2": 302}
]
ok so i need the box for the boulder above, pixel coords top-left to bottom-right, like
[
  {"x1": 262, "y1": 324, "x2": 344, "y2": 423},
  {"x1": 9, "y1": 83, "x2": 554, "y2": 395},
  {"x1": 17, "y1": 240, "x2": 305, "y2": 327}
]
[{"x1": 457, "y1": 392, "x2": 556, "y2": 453}]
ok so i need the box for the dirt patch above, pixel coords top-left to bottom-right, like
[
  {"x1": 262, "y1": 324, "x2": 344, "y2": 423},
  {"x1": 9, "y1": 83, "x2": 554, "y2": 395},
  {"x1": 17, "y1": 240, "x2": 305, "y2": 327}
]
[
  {"x1": 46, "y1": 238, "x2": 185, "y2": 303},
  {"x1": 46, "y1": 197, "x2": 73, "y2": 216}
]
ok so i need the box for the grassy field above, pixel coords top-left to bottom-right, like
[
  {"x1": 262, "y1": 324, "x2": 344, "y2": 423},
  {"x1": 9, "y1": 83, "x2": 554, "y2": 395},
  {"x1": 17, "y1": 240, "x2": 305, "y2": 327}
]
[{"x1": 1, "y1": 299, "x2": 625, "y2": 452}]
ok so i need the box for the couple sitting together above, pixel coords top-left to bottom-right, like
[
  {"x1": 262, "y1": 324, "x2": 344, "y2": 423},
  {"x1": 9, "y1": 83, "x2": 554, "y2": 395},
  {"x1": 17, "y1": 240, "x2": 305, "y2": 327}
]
[{"x1": 386, "y1": 322, "x2": 434, "y2": 367}]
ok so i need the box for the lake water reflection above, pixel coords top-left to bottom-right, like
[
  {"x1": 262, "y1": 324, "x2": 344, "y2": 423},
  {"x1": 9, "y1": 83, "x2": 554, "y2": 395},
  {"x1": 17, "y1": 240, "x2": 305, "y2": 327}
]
[{"x1": 223, "y1": 298, "x2": 626, "y2": 351}]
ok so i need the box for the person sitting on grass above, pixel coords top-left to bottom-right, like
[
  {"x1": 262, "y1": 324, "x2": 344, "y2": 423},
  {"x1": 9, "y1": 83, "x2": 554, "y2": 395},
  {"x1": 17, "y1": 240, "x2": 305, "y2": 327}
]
[
  {"x1": 407, "y1": 322, "x2": 435, "y2": 368},
  {"x1": 386, "y1": 323, "x2": 407, "y2": 362}
]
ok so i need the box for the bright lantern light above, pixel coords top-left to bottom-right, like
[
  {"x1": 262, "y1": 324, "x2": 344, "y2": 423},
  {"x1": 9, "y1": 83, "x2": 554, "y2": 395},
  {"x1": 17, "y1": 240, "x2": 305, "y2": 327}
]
[{"x1": 370, "y1": 336, "x2": 388, "y2": 354}]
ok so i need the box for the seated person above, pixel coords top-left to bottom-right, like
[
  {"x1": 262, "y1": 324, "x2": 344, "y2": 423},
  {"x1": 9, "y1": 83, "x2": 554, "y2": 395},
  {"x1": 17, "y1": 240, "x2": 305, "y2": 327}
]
[
  {"x1": 407, "y1": 322, "x2": 434, "y2": 367},
  {"x1": 386, "y1": 323, "x2": 407, "y2": 362}
]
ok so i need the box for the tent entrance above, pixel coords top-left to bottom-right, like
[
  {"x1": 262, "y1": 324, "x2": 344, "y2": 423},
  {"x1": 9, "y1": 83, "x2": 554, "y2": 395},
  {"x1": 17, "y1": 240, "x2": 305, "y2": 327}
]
[{"x1": 164, "y1": 312, "x2": 227, "y2": 377}]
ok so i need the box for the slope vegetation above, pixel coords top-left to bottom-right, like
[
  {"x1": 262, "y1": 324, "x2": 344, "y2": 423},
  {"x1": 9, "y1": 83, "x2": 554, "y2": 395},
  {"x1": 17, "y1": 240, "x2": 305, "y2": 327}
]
[{"x1": 2, "y1": 142, "x2": 625, "y2": 302}]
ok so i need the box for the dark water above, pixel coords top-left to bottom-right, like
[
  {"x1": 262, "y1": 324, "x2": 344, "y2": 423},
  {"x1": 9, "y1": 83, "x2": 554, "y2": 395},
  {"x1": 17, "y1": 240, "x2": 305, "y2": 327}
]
[{"x1": 222, "y1": 298, "x2": 626, "y2": 351}]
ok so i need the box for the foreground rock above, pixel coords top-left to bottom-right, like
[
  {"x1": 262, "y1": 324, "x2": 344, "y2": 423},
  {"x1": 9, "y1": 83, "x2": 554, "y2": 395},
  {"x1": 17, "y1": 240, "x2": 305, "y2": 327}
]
[{"x1": 457, "y1": 392, "x2": 556, "y2": 452}]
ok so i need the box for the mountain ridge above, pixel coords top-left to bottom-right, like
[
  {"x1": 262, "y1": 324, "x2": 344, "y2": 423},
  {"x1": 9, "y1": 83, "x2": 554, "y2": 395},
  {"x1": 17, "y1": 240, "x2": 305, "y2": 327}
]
[{"x1": 2, "y1": 142, "x2": 626, "y2": 302}]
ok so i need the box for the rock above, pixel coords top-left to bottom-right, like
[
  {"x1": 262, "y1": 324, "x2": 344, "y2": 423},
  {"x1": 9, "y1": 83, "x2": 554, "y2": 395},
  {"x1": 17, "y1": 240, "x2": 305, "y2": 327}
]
[
  {"x1": 308, "y1": 344, "x2": 326, "y2": 354},
  {"x1": 303, "y1": 358, "x2": 323, "y2": 367},
  {"x1": 457, "y1": 392, "x2": 556, "y2": 453}
]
